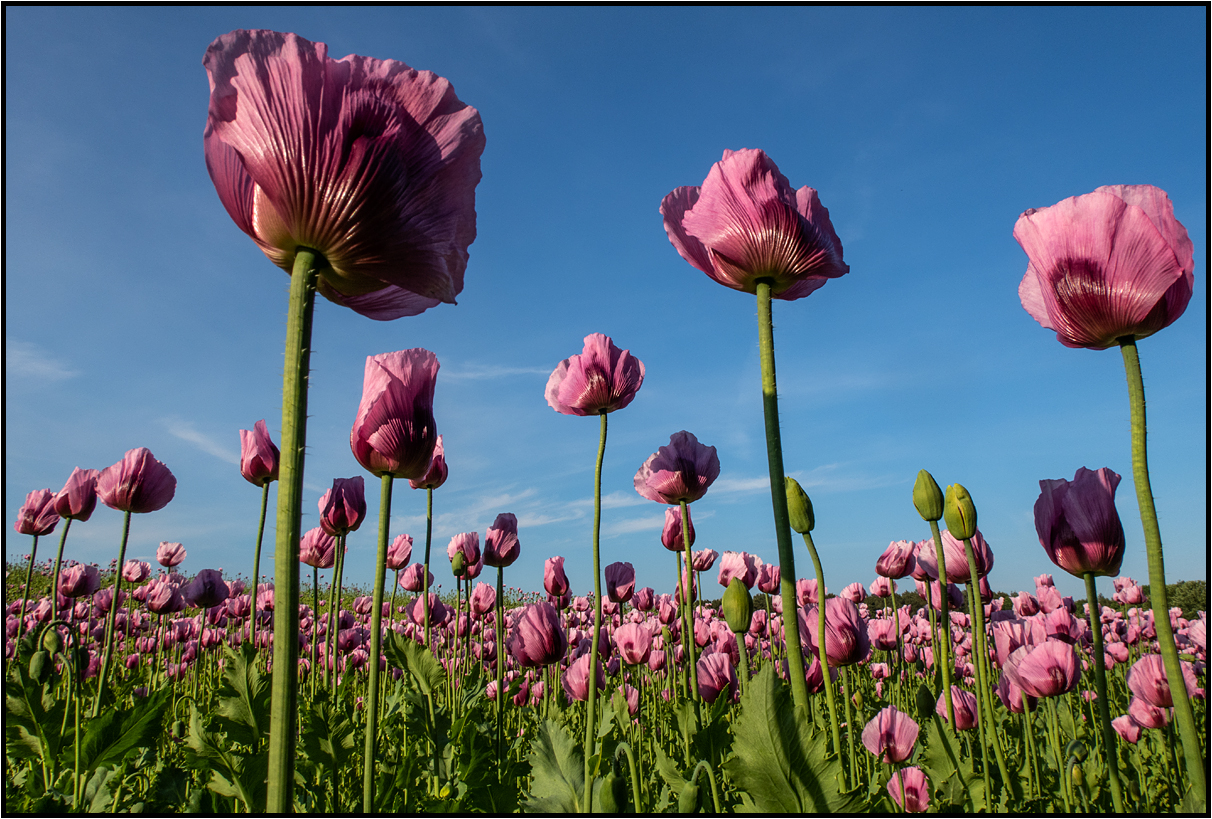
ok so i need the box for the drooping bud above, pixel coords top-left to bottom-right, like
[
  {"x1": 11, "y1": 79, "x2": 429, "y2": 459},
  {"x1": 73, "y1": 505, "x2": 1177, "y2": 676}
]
[
  {"x1": 451, "y1": 551, "x2": 468, "y2": 577},
  {"x1": 1066, "y1": 740, "x2": 1088, "y2": 762},
  {"x1": 785, "y1": 477, "x2": 814, "y2": 533},
  {"x1": 678, "y1": 783, "x2": 700, "y2": 814},
  {"x1": 600, "y1": 767, "x2": 629, "y2": 813},
  {"x1": 943, "y1": 484, "x2": 977, "y2": 540},
  {"x1": 42, "y1": 628, "x2": 63, "y2": 655},
  {"x1": 852, "y1": 689, "x2": 864, "y2": 711},
  {"x1": 915, "y1": 683, "x2": 936, "y2": 721},
  {"x1": 912, "y1": 470, "x2": 944, "y2": 522},
  {"x1": 1071, "y1": 765, "x2": 1084, "y2": 788},
  {"x1": 29, "y1": 650, "x2": 52, "y2": 685},
  {"x1": 722, "y1": 578, "x2": 753, "y2": 634}
]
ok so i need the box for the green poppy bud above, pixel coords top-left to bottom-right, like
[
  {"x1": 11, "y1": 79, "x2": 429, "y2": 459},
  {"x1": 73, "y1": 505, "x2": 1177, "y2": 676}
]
[
  {"x1": 912, "y1": 470, "x2": 944, "y2": 522},
  {"x1": 943, "y1": 483, "x2": 977, "y2": 540},
  {"x1": 915, "y1": 683, "x2": 935, "y2": 720},
  {"x1": 451, "y1": 551, "x2": 467, "y2": 577},
  {"x1": 785, "y1": 477, "x2": 814, "y2": 533},
  {"x1": 172, "y1": 719, "x2": 188, "y2": 740},
  {"x1": 722, "y1": 578, "x2": 753, "y2": 634},
  {"x1": 1071, "y1": 764, "x2": 1084, "y2": 788},
  {"x1": 599, "y1": 770, "x2": 629, "y2": 813},
  {"x1": 678, "y1": 783, "x2": 700, "y2": 814},
  {"x1": 29, "y1": 650, "x2": 52, "y2": 686},
  {"x1": 41, "y1": 628, "x2": 63, "y2": 655},
  {"x1": 1066, "y1": 739, "x2": 1088, "y2": 762}
]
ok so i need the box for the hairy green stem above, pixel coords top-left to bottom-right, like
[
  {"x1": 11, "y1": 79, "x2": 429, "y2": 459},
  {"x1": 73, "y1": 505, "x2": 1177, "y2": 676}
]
[
  {"x1": 755, "y1": 281, "x2": 810, "y2": 714},
  {"x1": 50, "y1": 520, "x2": 74, "y2": 622},
  {"x1": 266, "y1": 247, "x2": 319, "y2": 812},
  {"x1": 423, "y1": 488, "x2": 433, "y2": 647},
  {"x1": 93, "y1": 510, "x2": 131, "y2": 716},
  {"x1": 614, "y1": 741, "x2": 643, "y2": 813},
  {"x1": 1084, "y1": 572, "x2": 1125, "y2": 811},
  {"x1": 250, "y1": 480, "x2": 271, "y2": 624},
  {"x1": 801, "y1": 530, "x2": 845, "y2": 776},
  {"x1": 496, "y1": 565, "x2": 506, "y2": 770},
  {"x1": 18, "y1": 534, "x2": 40, "y2": 642},
  {"x1": 583, "y1": 411, "x2": 608, "y2": 814},
  {"x1": 928, "y1": 520, "x2": 956, "y2": 730},
  {"x1": 362, "y1": 474, "x2": 393, "y2": 812},
  {"x1": 679, "y1": 499, "x2": 701, "y2": 707},
  {"x1": 1118, "y1": 336, "x2": 1206, "y2": 810}
]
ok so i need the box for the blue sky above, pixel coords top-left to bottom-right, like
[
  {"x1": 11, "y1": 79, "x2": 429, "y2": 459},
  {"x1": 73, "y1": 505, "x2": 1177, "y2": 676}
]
[{"x1": 6, "y1": 6, "x2": 1206, "y2": 606}]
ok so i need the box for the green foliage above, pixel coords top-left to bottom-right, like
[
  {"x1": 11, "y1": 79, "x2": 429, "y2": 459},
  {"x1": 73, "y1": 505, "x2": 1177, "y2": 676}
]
[
  {"x1": 79, "y1": 688, "x2": 169, "y2": 775},
  {"x1": 723, "y1": 664, "x2": 864, "y2": 812},
  {"x1": 919, "y1": 715, "x2": 985, "y2": 810},
  {"x1": 1158, "y1": 579, "x2": 1208, "y2": 619},
  {"x1": 523, "y1": 718, "x2": 585, "y2": 813}
]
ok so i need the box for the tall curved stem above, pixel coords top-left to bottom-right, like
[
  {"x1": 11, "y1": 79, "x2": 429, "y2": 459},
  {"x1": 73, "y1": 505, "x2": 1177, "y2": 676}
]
[
  {"x1": 928, "y1": 521, "x2": 956, "y2": 730},
  {"x1": 801, "y1": 530, "x2": 844, "y2": 775},
  {"x1": 93, "y1": 510, "x2": 131, "y2": 717},
  {"x1": 362, "y1": 473, "x2": 393, "y2": 811},
  {"x1": 50, "y1": 520, "x2": 74, "y2": 622},
  {"x1": 582, "y1": 411, "x2": 608, "y2": 813},
  {"x1": 250, "y1": 481, "x2": 271, "y2": 625},
  {"x1": 1083, "y1": 572, "x2": 1125, "y2": 812},
  {"x1": 266, "y1": 248, "x2": 319, "y2": 812}
]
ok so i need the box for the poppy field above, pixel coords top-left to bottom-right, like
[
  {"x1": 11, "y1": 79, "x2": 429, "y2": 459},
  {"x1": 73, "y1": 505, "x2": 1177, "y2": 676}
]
[{"x1": 5, "y1": 24, "x2": 1207, "y2": 817}]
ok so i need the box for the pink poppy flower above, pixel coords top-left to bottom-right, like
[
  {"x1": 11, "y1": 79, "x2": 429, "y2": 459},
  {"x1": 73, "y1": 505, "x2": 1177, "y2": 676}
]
[
  {"x1": 661, "y1": 148, "x2": 848, "y2": 299},
  {"x1": 634, "y1": 432, "x2": 720, "y2": 505},
  {"x1": 696, "y1": 650, "x2": 738, "y2": 704},
  {"x1": 156, "y1": 542, "x2": 187, "y2": 568},
  {"x1": 936, "y1": 686, "x2": 980, "y2": 731},
  {"x1": 861, "y1": 706, "x2": 919, "y2": 763},
  {"x1": 54, "y1": 468, "x2": 100, "y2": 522},
  {"x1": 887, "y1": 767, "x2": 930, "y2": 813},
  {"x1": 800, "y1": 597, "x2": 870, "y2": 666},
  {"x1": 875, "y1": 540, "x2": 917, "y2": 579},
  {"x1": 615, "y1": 623, "x2": 653, "y2": 666},
  {"x1": 58, "y1": 564, "x2": 102, "y2": 599},
  {"x1": 470, "y1": 582, "x2": 495, "y2": 617},
  {"x1": 350, "y1": 350, "x2": 439, "y2": 479},
  {"x1": 14, "y1": 489, "x2": 59, "y2": 536},
  {"x1": 717, "y1": 551, "x2": 759, "y2": 590},
  {"x1": 661, "y1": 506, "x2": 695, "y2": 552},
  {"x1": 1034, "y1": 467, "x2": 1126, "y2": 578},
  {"x1": 1127, "y1": 653, "x2": 1200, "y2": 708},
  {"x1": 605, "y1": 561, "x2": 635, "y2": 603},
  {"x1": 483, "y1": 513, "x2": 520, "y2": 568},
  {"x1": 319, "y1": 477, "x2": 366, "y2": 536},
  {"x1": 1004, "y1": 641, "x2": 1080, "y2": 699},
  {"x1": 1015, "y1": 185, "x2": 1193, "y2": 349},
  {"x1": 545, "y1": 333, "x2": 645, "y2": 416},
  {"x1": 385, "y1": 533, "x2": 413, "y2": 571},
  {"x1": 543, "y1": 556, "x2": 569, "y2": 597},
  {"x1": 239, "y1": 419, "x2": 280, "y2": 486},
  {"x1": 97, "y1": 448, "x2": 176, "y2": 514},
  {"x1": 408, "y1": 435, "x2": 449, "y2": 491},
  {"x1": 299, "y1": 527, "x2": 337, "y2": 569}
]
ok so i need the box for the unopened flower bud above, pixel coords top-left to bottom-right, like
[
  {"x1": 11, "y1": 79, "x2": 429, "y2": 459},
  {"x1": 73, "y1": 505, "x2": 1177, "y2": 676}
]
[
  {"x1": 852, "y1": 689, "x2": 864, "y2": 710},
  {"x1": 785, "y1": 477, "x2": 814, "y2": 533},
  {"x1": 600, "y1": 769, "x2": 629, "y2": 813},
  {"x1": 943, "y1": 484, "x2": 977, "y2": 540},
  {"x1": 1066, "y1": 740, "x2": 1088, "y2": 762},
  {"x1": 29, "y1": 650, "x2": 52, "y2": 685},
  {"x1": 722, "y1": 578, "x2": 753, "y2": 634},
  {"x1": 451, "y1": 552, "x2": 467, "y2": 577},
  {"x1": 42, "y1": 628, "x2": 63, "y2": 655},
  {"x1": 1071, "y1": 764, "x2": 1084, "y2": 788},
  {"x1": 171, "y1": 719, "x2": 188, "y2": 740},
  {"x1": 679, "y1": 783, "x2": 700, "y2": 814},
  {"x1": 915, "y1": 683, "x2": 935, "y2": 720},
  {"x1": 913, "y1": 470, "x2": 944, "y2": 522}
]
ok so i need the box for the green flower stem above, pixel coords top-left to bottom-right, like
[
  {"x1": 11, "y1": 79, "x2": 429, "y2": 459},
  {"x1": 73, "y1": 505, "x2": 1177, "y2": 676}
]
[
  {"x1": 49, "y1": 519, "x2": 74, "y2": 622},
  {"x1": 928, "y1": 521, "x2": 956, "y2": 730},
  {"x1": 93, "y1": 510, "x2": 131, "y2": 717},
  {"x1": 960, "y1": 540, "x2": 1010, "y2": 800},
  {"x1": 18, "y1": 534, "x2": 41, "y2": 642},
  {"x1": 496, "y1": 565, "x2": 505, "y2": 768},
  {"x1": 800, "y1": 530, "x2": 845, "y2": 777},
  {"x1": 614, "y1": 741, "x2": 643, "y2": 813},
  {"x1": 841, "y1": 666, "x2": 858, "y2": 784},
  {"x1": 266, "y1": 247, "x2": 319, "y2": 813},
  {"x1": 688, "y1": 759, "x2": 723, "y2": 813},
  {"x1": 679, "y1": 499, "x2": 701, "y2": 707},
  {"x1": 362, "y1": 474, "x2": 394, "y2": 812},
  {"x1": 1118, "y1": 336, "x2": 1206, "y2": 809},
  {"x1": 583, "y1": 411, "x2": 608, "y2": 814},
  {"x1": 963, "y1": 583, "x2": 992, "y2": 809},
  {"x1": 423, "y1": 488, "x2": 433, "y2": 647},
  {"x1": 755, "y1": 280, "x2": 810, "y2": 716},
  {"x1": 1046, "y1": 697, "x2": 1072, "y2": 812},
  {"x1": 1083, "y1": 571, "x2": 1125, "y2": 812},
  {"x1": 311, "y1": 566, "x2": 320, "y2": 699},
  {"x1": 329, "y1": 535, "x2": 348, "y2": 695},
  {"x1": 250, "y1": 480, "x2": 271, "y2": 625},
  {"x1": 1022, "y1": 693, "x2": 1040, "y2": 799},
  {"x1": 674, "y1": 551, "x2": 689, "y2": 702}
]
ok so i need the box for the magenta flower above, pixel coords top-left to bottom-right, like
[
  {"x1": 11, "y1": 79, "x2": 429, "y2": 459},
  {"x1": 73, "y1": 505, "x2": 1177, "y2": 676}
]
[
  {"x1": 756, "y1": 563, "x2": 780, "y2": 595},
  {"x1": 184, "y1": 569, "x2": 230, "y2": 610},
  {"x1": 690, "y1": 549, "x2": 718, "y2": 572},
  {"x1": 928, "y1": 527, "x2": 995, "y2": 582},
  {"x1": 203, "y1": 29, "x2": 484, "y2": 320},
  {"x1": 446, "y1": 532, "x2": 480, "y2": 567},
  {"x1": 408, "y1": 434, "x2": 448, "y2": 491},
  {"x1": 350, "y1": 350, "x2": 439, "y2": 479},
  {"x1": 59, "y1": 564, "x2": 102, "y2": 599},
  {"x1": 860, "y1": 706, "x2": 920, "y2": 763},
  {"x1": 661, "y1": 148, "x2": 848, "y2": 299},
  {"x1": 869, "y1": 576, "x2": 892, "y2": 598},
  {"x1": 1034, "y1": 467, "x2": 1125, "y2": 578},
  {"x1": 239, "y1": 419, "x2": 280, "y2": 486},
  {"x1": 875, "y1": 540, "x2": 917, "y2": 579},
  {"x1": 887, "y1": 767, "x2": 930, "y2": 813},
  {"x1": 399, "y1": 564, "x2": 433, "y2": 592},
  {"x1": 121, "y1": 560, "x2": 151, "y2": 584},
  {"x1": 483, "y1": 513, "x2": 520, "y2": 568},
  {"x1": 800, "y1": 597, "x2": 870, "y2": 666},
  {"x1": 156, "y1": 542, "x2": 187, "y2": 568},
  {"x1": 1015, "y1": 185, "x2": 1193, "y2": 349},
  {"x1": 632, "y1": 587, "x2": 655, "y2": 612},
  {"x1": 1005, "y1": 641, "x2": 1081, "y2": 699},
  {"x1": 1128, "y1": 696, "x2": 1170, "y2": 729},
  {"x1": 385, "y1": 533, "x2": 413, "y2": 571},
  {"x1": 97, "y1": 448, "x2": 176, "y2": 514},
  {"x1": 146, "y1": 579, "x2": 186, "y2": 615},
  {"x1": 717, "y1": 551, "x2": 759, "y2": 589},
  {"x1": 14, "y1": 489, "x2": 59, "y2": 536},
  {"x1": 634, "y1": 432, "x2": 720, "y2": 505},
  {"x1": 319, "y1": 477, "x2": 366, "y2": 536},
  {"x1": 545, "y1": 333, "x2": 645, "y2": 416},
  {"x1": 660, "y1": 506, "x2": 694, "y2": 552},
  {"x1": 1111, "y1": 714, "x2": 1144, "y2": 744},
  {"x1": 696, "y1": 651, "x2": 738, "y2": 704},
  {"x1": 544, "y1": 557, "x2": 569, "y2": 597},
  {"x1": 407, "y1": 593, "x2": 449, "y2": 627},
  {"x1": 840, "y1": 582, "x2": 867, "y2": 604},
  {"x1": 1127, "y1": 653, "x2": 1199, "y2": 708},
  {"x1": 470, "y1": 582, "x2": 496, "y2": 616},
  {"x1": 615, "y1": 623, "x2": 653, "y2": 666},
  {"x1": 562, "y1": 653, "x2": 605, "y2": 701},
  {"x1": 936, "y1": 686, "x2": 980, "y2": 730},
  {"x1": 54, "y1": 468, "x2": 100, "y2": 521},
  {"x1": 604, "y1": 561, "x2": 636, "y2": 604},
  {"x1": 300, "y1": 527, "x2": 337, "y2": 569},
  {"x1": 508, "y1": 603, "x2": 567, "y2": 668}
]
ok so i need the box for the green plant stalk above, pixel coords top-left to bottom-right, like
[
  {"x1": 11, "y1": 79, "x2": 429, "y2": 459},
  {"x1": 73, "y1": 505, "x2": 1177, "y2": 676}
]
[
  {"x1": 800, "y1": 530, "x2": 845, "y2": 776},
  {"x1": 266, "y1": 248, "x2": 319, "y2": 813},
  {"x1": 615, "y1": 741, "x2": 643, "y2": 813},
  {"x1": 93, "y1": 510, "x2": 132, "y2": 717},
  {"x1": 1046, "y1": 693, "x2": 1073, "y2": 812},
  {"x1": 362, "y1": 474, "x2": 394, "y2": 812},
  {"x1": 311, "y1": 566, "x2": 320, "y2": 698},
  {"x1": 250, "y1": 480, "x2": 271, "y2": 625},
  {"x1": 928, "y1": 521, "x2": 956, "y2": 730},
  {"x1": 1118, "y1": 336, "x2": 1206, "y2": 809},
  {"x1": 674, "y1": 551, "x2": 689, "y2": 702},
  {"x1": 841, "y1": 666, "x2": 858, "y2": 785},
  {"x1": 1083, "y1": 571, "x2": 1125, "y2": 812},
  {"x1": 496, "y1": 565, "x2": 506, "y2": 769},
  {"x1": 689, "y1": 759, "x2": 723, "y2": 813},
  {"x1": 423, "y1": 487, "x2": 433, "y2": 647},
  {"x1": 1022, "y1": 693, "x2": 1040, "y2": 799},
  {"x1": 755, "y1": 281, "x2": 811, "y2": 716},
  {"x1": 49, "y1": 520, "x2": 74, "y2": 622},
  {"x1": 329, "y1": 535, "x2": 348, "y2": 694},
  {"x1": 679, "y1": 499, "x2": 701, "y2": 707},
  {"x1": 960, "y1": 551, "x2": 1010, "y2": 801},
  {"x1": 324, "y1": 545, "x2": 341, "y2": 690},
  {"x1": 17, "y1": 535, "x2": 41, "y2": 642},
  {"x1": 582, "y1": 410, "x2": 608, "y2": 814}
]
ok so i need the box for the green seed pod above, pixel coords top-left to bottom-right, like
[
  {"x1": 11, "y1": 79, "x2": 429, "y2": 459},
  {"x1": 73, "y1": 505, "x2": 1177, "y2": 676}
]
[
  {"x1": 678, "y1": 782, "x2": 700, "y2": 814},
  {"x1": 450, "y1": 551, "x2": 467, "y2": 577},
  {"x1": 912, "y1": 470, "x2": 945, "y2": 522},
  {"x1": 722, "y1": 578, "x2": 753, "y2": 634},
  {"x1": 943, "y1": 484, "x2": 977, "y2": 540},
  {"x1": 1071, "y1": 764, "x2": 1084, "y2": 788},
  {"x1": 41, "y1": 628, "x2": 64, "y2": 655},
  {"x1": 1066, "y1": 739, "x2": 1088, "y2": 762},
  {"x1": 785, "y1": 477, "x2": 814, "y2": 533},
  {"x1": 915, "y1": 683, "x2": 936, "y2": 720},
  {"x1": 852, "y1": 690, "x2": 864, "y2": 711},
  {"x1": 599, "y1": 770, "x2": 628, "y2": 814},
  {"x1": 661, "y1": 626, "x2": 673, "y2": 646},
  {"x1": 29, "y1": 650, "x2": 52, "y2": 685},
  {"x1": 171, "y1": 719, "x2": 187, "y2": 740}
]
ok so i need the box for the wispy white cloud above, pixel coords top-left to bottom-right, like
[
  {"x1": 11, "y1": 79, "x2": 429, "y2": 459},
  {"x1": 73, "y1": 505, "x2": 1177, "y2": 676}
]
[
  {"x1": 162, "y1": 416, "x2": 240, "y2": 465},
  {"x1": 603, "y1": 514, "x2": 667, "y2": 537},
  {"x1": 442, "y1": 363, "x2": 552, "y2": 381},
  {"x1": 710, "y1": 476, "x2": 772, "y2": 495},
  {"x1": 6, "y1": 340, "x2": 79, "y2": 381}
]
